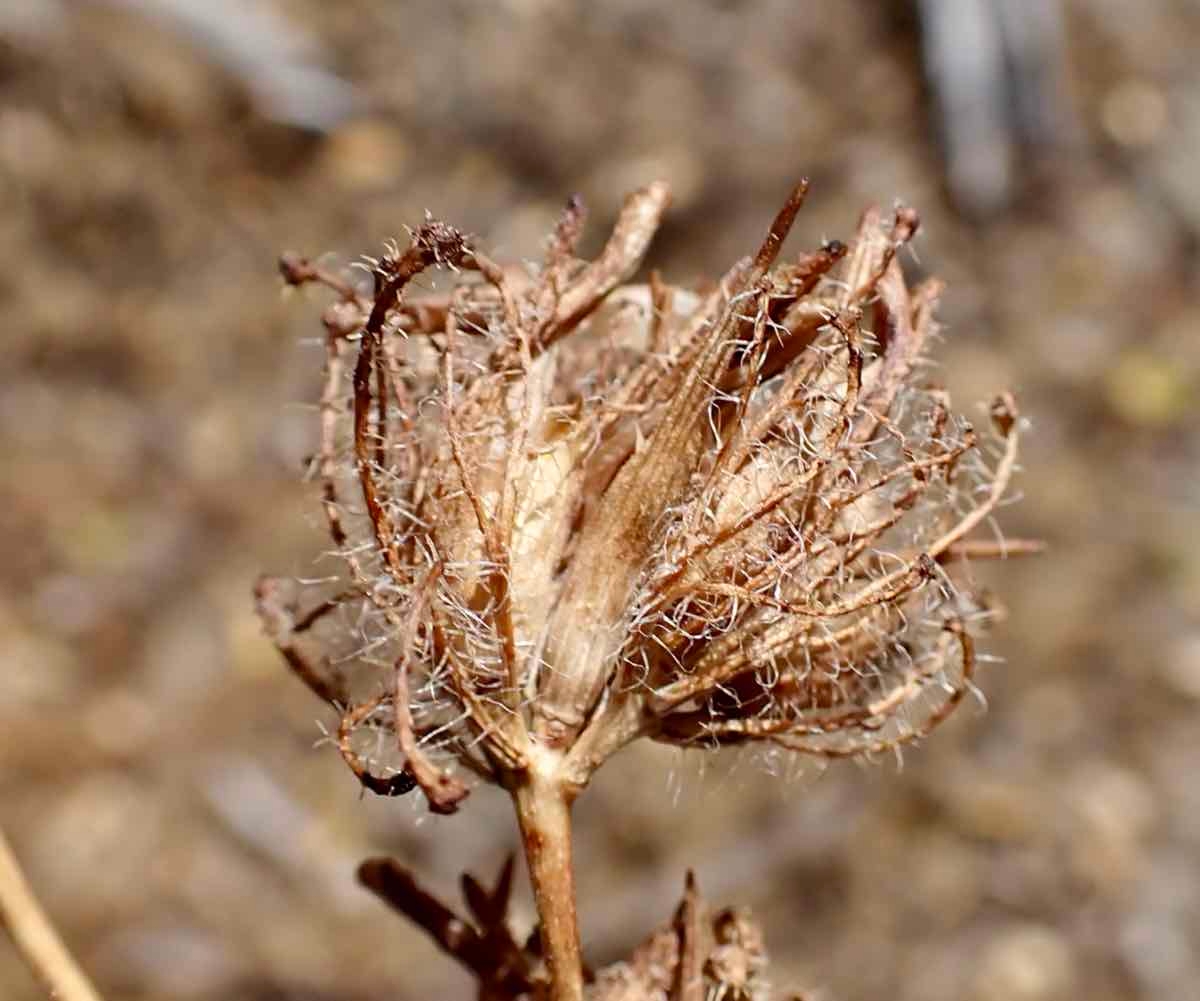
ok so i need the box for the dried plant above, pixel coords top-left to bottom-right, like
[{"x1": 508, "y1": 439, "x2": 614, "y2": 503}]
[{"x1": 257, "y1": 180, "x2": 1031, "y2": 1001}]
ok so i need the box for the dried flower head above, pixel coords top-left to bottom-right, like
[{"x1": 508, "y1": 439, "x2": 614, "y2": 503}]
[{"x1": 259, "y1": 181, "x2": 1026, "y2": 812}]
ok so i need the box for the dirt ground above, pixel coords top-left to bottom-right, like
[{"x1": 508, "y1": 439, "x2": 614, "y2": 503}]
[{"x1": 1, "y1": 2, "x2": 1197, "y2": 1000}]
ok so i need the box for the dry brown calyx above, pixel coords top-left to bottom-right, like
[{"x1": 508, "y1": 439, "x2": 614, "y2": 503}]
[{"x1": 259, "y1": 180, "x2": 1034, "y2": 1001}]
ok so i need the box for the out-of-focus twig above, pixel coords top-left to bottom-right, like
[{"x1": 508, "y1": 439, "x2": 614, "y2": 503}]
[
  {"x1": 3, "y1": 0, "x2": 362, "y2": 131},
  {"x1": 916, "y1": 0, "x2": 1074, "y2": 216},
  {"x1": 0, "y1": 826, "x2": 105, "y2": 1001},
  {"x1": 113, "y1": 0, "x2": 361, "y2": 129}
]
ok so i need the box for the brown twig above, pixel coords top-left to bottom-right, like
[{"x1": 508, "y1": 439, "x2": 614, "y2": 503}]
[{"x1": 357, "y1": 857, "x2": 533, "y2": 996}]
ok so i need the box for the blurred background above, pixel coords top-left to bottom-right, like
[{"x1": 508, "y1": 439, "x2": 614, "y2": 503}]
[{"x1": 1, "y1": 2, "x2": 1197, "y2": 999}]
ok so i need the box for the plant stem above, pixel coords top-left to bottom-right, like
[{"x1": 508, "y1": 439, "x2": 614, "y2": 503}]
[
  {"x1": 512, "y1": 752, "x2": 583, "y2": 1001},
  {"x1": 0, "y1": 826, "x2": 105, "y2": 1001}
]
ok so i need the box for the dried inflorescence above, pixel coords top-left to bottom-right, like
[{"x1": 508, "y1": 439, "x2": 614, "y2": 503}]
[{"x1": 258, "y1": 180, "x2": 1027, "y2": 813}]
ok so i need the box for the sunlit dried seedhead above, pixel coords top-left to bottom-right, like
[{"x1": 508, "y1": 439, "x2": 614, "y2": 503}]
[{"x1": 258, "y1": 180, "x2": 1029, "y2": 814}]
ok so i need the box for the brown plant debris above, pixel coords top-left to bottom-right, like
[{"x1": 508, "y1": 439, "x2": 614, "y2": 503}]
[{"x1": 359, "y1": 860, "x2": 785, "y2": 1001}]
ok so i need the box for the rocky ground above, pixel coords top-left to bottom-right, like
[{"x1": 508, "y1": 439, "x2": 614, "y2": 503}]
[{"x1": 1, "y1": 2, "x2": 1197, "y2": 1000}]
